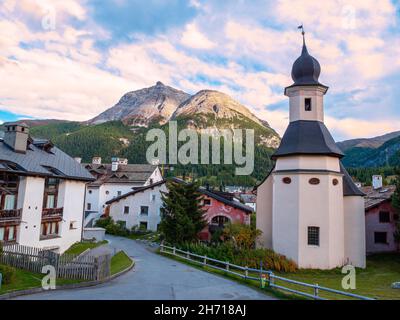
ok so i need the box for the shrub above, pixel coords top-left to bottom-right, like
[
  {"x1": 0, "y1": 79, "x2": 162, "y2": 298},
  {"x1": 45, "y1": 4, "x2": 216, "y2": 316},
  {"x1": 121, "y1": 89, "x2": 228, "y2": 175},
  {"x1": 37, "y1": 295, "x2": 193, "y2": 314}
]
[
  {"x1": 0, "y1": 264, "x2": 16, "y2": 285},
  {"x1": 95, "y1": 216, "x2": 113, "y2": 229},
  {"x1": 175, "y1": 242, "x2": 297, "y2": 273}
]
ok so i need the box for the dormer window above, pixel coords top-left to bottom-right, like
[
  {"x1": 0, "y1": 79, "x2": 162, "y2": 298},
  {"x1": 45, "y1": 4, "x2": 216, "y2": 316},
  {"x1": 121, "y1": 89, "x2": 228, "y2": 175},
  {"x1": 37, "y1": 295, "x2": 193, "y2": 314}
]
[{"x1": 305, "y1": 98, "x2": 312, "y2": 111}]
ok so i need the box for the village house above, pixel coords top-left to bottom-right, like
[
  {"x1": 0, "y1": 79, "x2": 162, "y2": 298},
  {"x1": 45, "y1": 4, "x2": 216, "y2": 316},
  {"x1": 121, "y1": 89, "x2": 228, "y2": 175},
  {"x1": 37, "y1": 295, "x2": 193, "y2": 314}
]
[
  {"x1": 198, "y1": 188, "x2": 253, "y2": 241},
  {"x1": 0, "y1": 123, "x2": 94, "y2": 253},
  {"x1": 256, "y1": 34, "x2": 366, "y2": 269},
  {"x1": 82, "y1": 157, "x2": 163, "y2": 227},
  {"x1": 105, "y1": 180, "x2": 167, "y2": 231},
  {"x1": 362, "y1": 175, "x2": 398, "y2": 253}
]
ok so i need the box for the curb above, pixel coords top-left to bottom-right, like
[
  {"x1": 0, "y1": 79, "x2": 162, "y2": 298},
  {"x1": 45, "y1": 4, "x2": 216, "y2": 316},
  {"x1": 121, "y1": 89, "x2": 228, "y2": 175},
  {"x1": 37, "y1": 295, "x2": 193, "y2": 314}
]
[{"x1": 0, "y1": 259, "x2": 135, "y2": 300}]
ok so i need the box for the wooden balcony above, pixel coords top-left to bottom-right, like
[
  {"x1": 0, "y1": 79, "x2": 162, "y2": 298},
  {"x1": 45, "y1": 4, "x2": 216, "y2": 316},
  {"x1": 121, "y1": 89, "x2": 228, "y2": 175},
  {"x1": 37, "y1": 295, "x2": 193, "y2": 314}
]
[
  {"x1": 42, "y1": 207, "x2": 64, "y2": 222},
  {"x1": 0, "y1": 209, "x2": 22, "y2": 225}
]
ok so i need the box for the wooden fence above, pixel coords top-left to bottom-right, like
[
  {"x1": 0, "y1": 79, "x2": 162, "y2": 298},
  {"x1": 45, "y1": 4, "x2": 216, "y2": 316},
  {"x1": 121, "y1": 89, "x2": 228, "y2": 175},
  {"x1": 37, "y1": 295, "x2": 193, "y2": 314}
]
[
  {"x1": 0, "y1": 243, "x2": 111, "y2": 281},
  {"x1": 160, "y1": 244, "x2": 374, "y2": 300}
]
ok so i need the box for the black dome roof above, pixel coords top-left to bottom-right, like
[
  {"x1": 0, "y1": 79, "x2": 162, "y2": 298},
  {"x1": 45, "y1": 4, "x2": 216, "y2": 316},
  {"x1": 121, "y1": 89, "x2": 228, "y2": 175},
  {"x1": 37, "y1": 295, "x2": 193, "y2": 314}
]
[{"x1": 291, "y1": 40, "x2": 322, "y2": 86}]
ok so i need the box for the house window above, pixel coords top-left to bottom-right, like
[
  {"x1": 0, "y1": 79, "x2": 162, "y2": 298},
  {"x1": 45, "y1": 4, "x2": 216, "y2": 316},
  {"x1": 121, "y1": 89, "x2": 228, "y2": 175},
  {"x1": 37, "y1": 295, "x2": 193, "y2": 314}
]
[
  {"x1": 117, "y1": 191, "x2": 122, "y2": 196},
  {"x1": 305, "y1": 98, "x2": 312, "y2": 111},
  {"x1": 150, "y1": 194, "x2": 156, "y2": 202},
  {"x1": 140, "y1": 206, "x2": 149, "y2": 215},
  {"x1": 0, "y1": 225, "x2": 17, "y2": 241},
  {"x1": 374, "y1": 232, "x2": 387, "y2": 244},
  {"x1": 87, "y1": 203, "x2": 92, "y2": 210},
  {"x1": 124, "y1": 206, "x2": 130, "y2": 214},
  {"x1": 139, "y1": 221, "x2": 148, "y2": 230},
  {"x1": 70, "y1": 221, "x2": 77, "y2": 229},
  {"x1": 88, "y1": 190, "x2": 92, "y2": 194},
  {"x1": 307, "y1": 226, "x2": 320, "y2": 246},
  {"x1": 149, "y1": 179, "x2": 154, "y2": 184},
  {"x1": 105, "y1": 191, "x2": 109, "y2": 195},
  {"x1": 309, "y1": 178, "x2": 320, "y2": 185},
  {"x1": 282, "y1": 177, "x2": 292, "y2": 184},
  {"x1": 379, "y1": 211, "x2": 390, "y2": 223},
  {"x1": 41, "y1": 222, "x2": 59, "y2": 237},
  {"x1": 43, "y1": 178, "x2": 59, "y2": 209},
  {"x1": 0, "y1": 173, "x2": 19, "y2": 211},
  {"x1": 203, "y1": 199, "x2": 211, "y2": 206}
]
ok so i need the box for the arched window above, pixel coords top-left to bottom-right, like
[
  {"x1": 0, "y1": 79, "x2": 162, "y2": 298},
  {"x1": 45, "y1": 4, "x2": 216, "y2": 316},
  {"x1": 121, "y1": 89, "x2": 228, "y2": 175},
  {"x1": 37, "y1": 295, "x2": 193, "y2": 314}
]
[{"x1": 211, "y1": 216, "x2": 230, "y2": 227}]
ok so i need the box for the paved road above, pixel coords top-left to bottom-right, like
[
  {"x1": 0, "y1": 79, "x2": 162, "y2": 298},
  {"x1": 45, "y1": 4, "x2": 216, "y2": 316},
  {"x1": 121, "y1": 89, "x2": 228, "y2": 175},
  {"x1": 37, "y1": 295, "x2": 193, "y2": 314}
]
[{"x1": 14, "y1": 235, "x2": 275, "y2": 300}]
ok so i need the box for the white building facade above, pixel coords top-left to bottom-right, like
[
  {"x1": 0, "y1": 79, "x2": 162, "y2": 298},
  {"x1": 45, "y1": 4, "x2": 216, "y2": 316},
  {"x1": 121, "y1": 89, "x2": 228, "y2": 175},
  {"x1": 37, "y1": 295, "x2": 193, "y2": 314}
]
[
  {"x1": 0, "y1": 123, "x2": 94, "y2": 253},
  {"x1": 83, "y1": 159, "x2": 163, "y2": 227},
  {"x1": 256, "y1": 37, "x2": 366, "y2": 269},
  {"x1": 105, "y1": 180, "x2": 167, "y2": 231}
]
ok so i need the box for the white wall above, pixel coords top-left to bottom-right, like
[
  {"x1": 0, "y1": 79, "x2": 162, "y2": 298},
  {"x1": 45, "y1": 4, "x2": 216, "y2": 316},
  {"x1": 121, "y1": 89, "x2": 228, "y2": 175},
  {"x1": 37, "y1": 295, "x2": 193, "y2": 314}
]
[
  {"x1": 344, "y1": 196, "x2": 366, "y2": 268},
  {"x1": 109, "y1": 183, "x2": 167, "y2": 231},
  {"x1": 286, "y1": 86, "x2": 326, "y2": 122},
  {"x1": 18, "y1": 176, "x2": 44, "y2": 247},
  {"x1": 256, "y1": 175, "x2": 273, "y2": 249},
  {"x1": 275, "y1": 155, "x2": 340, "y2": 172},
  {"x1": 18, "y1": 177, "x2": 86, "y2": 253}
]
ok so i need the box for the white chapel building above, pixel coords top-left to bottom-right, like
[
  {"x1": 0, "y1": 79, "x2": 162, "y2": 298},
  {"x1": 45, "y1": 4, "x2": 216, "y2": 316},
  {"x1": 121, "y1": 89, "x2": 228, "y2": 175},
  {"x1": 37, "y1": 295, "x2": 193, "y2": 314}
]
[{"x1": 256, "y1": 35, "x2": 366, "y2": 269}]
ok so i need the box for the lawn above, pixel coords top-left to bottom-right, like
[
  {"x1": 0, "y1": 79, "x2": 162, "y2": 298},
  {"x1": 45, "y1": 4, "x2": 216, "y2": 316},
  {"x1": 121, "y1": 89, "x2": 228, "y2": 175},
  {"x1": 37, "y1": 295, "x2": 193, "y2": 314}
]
[
  {"x1": 160, "y1": 250, "x2": 400, "y2": 300},
  {"x1": 275, "y1": 253, "x2": 400, "y2": 300},
  {"x1": 0, "y1": 267, "x2": 81, "y2": 295},
  {"x1": 110, "y1": 251, "x2": 133, "y2": 275},
  {"x1": 63, "y1": 240, "x2": 108, "y2": 256}
]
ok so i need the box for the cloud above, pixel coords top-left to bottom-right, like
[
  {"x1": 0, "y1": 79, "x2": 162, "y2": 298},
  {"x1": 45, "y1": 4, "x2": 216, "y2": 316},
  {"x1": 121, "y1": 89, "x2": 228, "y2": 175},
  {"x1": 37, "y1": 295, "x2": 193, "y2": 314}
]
[
  {"x1": 181, "y1": 23, "x2": 215, "y2": 49},
  {"x1": 0, "y1": 0, "x2": 399, "y2": 141}
]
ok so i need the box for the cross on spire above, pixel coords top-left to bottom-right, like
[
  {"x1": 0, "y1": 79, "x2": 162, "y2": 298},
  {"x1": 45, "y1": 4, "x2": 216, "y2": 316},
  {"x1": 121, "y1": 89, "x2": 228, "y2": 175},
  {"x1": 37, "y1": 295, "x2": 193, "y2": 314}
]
[{"x1": 298, "y1": 24, "x2": 305, "y2": 45}]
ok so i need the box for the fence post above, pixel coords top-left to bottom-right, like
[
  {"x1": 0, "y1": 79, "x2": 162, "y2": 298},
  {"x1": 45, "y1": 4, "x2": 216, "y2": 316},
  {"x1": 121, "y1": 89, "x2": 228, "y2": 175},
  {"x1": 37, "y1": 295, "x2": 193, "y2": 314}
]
[
  {"x1": 226, "y1": 262, "x2": 229, "y2": 271},
  {"x1": 203, "y1": 256, "x2": 207, "y2": 266},
  {"x1": 160, "y1": 244, "x2": 164, "y2": 253},
  {"x1": 245, "y1": 266, "x2": 248, "y2": 279},
  {"x1": 269, "y1": 272, "x2": 274, "y2": 287},
  {"x1": 186, "y1": 251, "x2": 190, "y2": 259},
  {"x1": 314, "y1": 283, "x2": 319, "y2": 299},
  {"x1": 173, "y1": 247, "x2": 176, "y2": 255}
]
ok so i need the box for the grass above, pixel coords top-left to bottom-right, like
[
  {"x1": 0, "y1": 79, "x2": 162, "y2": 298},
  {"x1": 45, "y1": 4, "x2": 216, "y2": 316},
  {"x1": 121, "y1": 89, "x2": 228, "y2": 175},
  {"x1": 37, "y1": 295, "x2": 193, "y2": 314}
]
[
  {"x1": 110, "y1": 251, "x2": 133, "y2": 275},
  {"x1": 159, "y1": 250, "x2": 400, "y2": 300},
  {"x1": 63, "y1": 240, "x2": 108, "y2": 256},
  {"x1": 0, "y1": 267, "x2": 82, "y2": 295},
  {"x1": 275, "y1": 253, "x2": 400, "y2": 300}
]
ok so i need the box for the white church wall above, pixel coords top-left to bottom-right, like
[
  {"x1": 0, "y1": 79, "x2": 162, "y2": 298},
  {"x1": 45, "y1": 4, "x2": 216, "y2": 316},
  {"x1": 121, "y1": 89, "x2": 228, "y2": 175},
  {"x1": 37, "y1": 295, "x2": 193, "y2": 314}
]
[
  {"x1": 344, "y1": 196, "x2": 366, "y2": 268},
  {"x1": 287, "y1": 86, "x2": 326, "y2": 122},
  {"x1": 275, "y1": 155, "x2": 340, "y2": 172},
  {"x1": 272, "y1": 173, "x2": 300, "y2": 264},
  {"x1": 256, "y1": 175, "x2": 273, "y2": 249}
]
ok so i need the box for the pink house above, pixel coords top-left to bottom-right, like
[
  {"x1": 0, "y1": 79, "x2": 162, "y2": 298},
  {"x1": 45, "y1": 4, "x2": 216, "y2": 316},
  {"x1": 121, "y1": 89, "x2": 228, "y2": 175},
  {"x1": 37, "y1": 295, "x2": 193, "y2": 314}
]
[
  {"x1": 198, "y1": 189, "x2": 253, "y2": 241},
  {"x1": 363, "y1": 185, "x2": 399, "y2": 253}
]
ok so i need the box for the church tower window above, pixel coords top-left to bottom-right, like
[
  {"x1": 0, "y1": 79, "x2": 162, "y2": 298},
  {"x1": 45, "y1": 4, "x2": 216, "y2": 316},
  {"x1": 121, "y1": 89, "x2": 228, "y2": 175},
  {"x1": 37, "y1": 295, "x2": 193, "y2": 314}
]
[
  {"x1": 308, "y1": 226, "x2": 320, "y2": 246},
  {"x1": 305, "y1": 98, "x2": 312, "y2": 111}
]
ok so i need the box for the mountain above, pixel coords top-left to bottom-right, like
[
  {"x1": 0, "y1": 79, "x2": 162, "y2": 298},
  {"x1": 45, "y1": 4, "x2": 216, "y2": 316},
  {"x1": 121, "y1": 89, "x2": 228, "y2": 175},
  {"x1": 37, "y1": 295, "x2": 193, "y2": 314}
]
[
  {"x1": 337, "y1": 131, "x2": 400, "y2": 151},
  {"x1": 88, "y1": 81, "x2": 190, "y2": 126},
  {"x1": 172, "y1": 90, "x2": 280, "y2": 148},
  {"x1": 341, "y1": 135, "x2": 400, "y2": 168},
  {"x1": 7, "y1": 82, "x2": 281, "y2": 186}
]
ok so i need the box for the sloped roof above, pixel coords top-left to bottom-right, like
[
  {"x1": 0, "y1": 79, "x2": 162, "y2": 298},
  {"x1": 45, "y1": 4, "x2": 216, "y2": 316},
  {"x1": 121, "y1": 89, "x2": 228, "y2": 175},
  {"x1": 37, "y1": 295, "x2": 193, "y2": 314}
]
[
  {"x1": 84, "y1": 163, "x2": 158, "y2": 185},
  {"x1": 0, "y1": 139, "x2": 94, "y2": 181},
  {"x1": 361, "y1": 185, "x2": 395, "y2": 210},
  {"x1": 340, "y1": 163, "x2": 365, "y2": 197},
  {"x1": 200, "y1": 188, "x2": 254, "y2": 213},
  {"x1": 106, "y1": 180, "x2": 166, "y2": 205},
  {"x1": 272, "y1": 120, "x2": 344, "y2": 159}
]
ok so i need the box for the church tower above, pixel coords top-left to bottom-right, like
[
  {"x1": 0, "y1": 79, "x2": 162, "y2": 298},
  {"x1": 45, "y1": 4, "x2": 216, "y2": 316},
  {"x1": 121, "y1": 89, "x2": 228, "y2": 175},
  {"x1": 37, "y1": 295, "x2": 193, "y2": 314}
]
[{"x1": 256, "y1": 29, "x2": 366, "y2": 269}]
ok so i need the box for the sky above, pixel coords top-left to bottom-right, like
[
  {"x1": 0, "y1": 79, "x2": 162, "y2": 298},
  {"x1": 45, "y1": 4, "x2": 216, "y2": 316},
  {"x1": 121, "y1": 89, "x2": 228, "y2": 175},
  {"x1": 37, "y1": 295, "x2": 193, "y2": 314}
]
[{"x1": 0, "y1": 0, "x2": 400, "y2": 141}]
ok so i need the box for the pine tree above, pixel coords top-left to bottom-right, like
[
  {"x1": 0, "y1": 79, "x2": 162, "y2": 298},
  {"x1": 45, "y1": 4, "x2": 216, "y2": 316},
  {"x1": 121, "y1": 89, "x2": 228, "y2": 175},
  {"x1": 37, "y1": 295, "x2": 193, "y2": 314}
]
[
  {"x1": 392, "y1": 168, "x2": 400, "y2": 250},
  {"x1": 159, "y1": 179, "x2": 207, "y2": 244}
]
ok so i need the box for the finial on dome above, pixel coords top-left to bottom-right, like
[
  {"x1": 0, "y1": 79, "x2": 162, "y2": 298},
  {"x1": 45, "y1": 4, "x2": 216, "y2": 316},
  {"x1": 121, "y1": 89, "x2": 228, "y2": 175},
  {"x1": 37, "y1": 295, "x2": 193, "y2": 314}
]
[{"x1": 298, "y1": 24, "x2": 308, "y2": 54}]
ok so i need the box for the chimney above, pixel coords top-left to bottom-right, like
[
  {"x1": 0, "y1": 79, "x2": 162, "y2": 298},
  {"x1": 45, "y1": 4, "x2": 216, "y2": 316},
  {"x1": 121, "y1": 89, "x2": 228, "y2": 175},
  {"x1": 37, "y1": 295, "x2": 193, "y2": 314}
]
[
  {"x1": 3, "y1": 123, "x2": 29, "y2": 153},
  {"x1": 74, "y1": 157, "x2": 82, "y2": 163},
  {"x1": 92, "y1": 157, "x2": 102, "y2": 164},
  {"x1": 111, "y1": 157, "x2": 119, "y2": 172},
  {"x1": 372, "y1": 175, "x2": 383, "y2": 190}
]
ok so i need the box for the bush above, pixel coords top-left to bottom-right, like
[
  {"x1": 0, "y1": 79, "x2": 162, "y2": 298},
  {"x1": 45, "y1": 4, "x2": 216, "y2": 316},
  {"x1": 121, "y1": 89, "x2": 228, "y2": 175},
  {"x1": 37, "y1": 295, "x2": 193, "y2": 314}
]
[
  {"x1": 0, "y1": 264, "x2": 16, "y2": 285},
  {"x1": 176, "y1": 242, "x2": 297, "y2": 273},
  {"x1": 95, "y1": 216, "x2": 113, "y2": 229}
]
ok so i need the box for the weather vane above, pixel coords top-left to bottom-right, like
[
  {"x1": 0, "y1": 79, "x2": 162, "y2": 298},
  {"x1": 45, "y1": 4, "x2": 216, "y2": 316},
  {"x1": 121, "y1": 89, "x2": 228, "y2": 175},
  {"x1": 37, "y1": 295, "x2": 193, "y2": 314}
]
[{"x1": 298, "y1": 24, "x2": 305, "y2": 44}]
